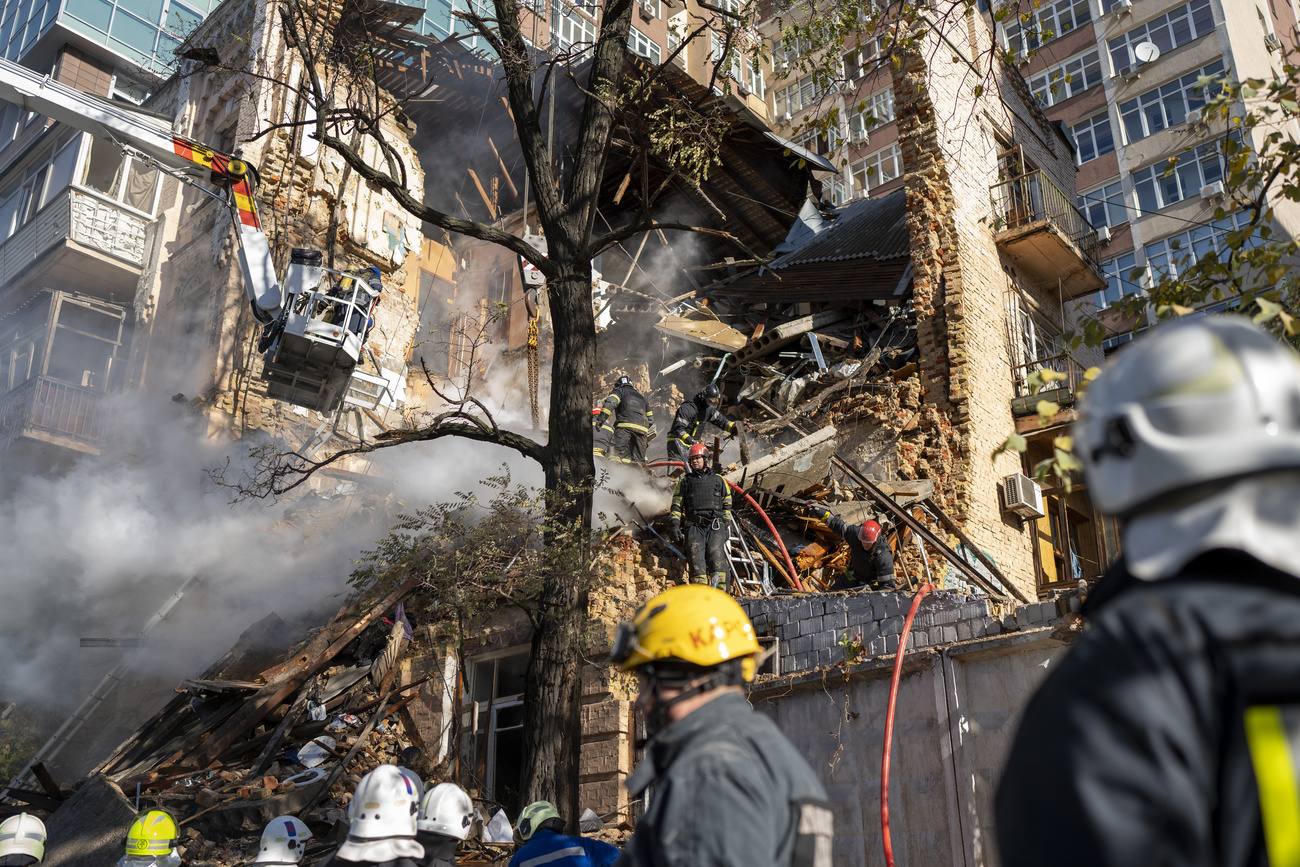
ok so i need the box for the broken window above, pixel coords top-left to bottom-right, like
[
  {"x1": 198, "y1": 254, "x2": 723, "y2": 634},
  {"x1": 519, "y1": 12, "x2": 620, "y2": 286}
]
[
  {"x1": 44, "y1": 297, "x2": 125, "y2": 390},
  {"x1": 1006, "y1": 293, "x2": 1064, "y2": 397},
  {"x1": 0, "y1": 293, "x2": 50, "y2": 394},
  {"x1": 463, "y1": 649, "x2": 529, "y2": 816},
  {"x1": 80, "y1": 132, "x2": 160, "y2": 214}
]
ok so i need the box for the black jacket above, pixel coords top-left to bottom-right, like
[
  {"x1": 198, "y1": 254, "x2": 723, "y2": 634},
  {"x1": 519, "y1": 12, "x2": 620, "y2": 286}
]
[
  {"x1": 825, "y1": 515, "x2": 894, "y2": 585},
  {"x1": 995, "y1": 550, "x2": 1300, "y2": 867},
  {"x1": 415, "y1": 833, "x2": 458, "y2": 867},
  {"x1": 668, "y1": 399, "x2": 734, "y2": 444},
  {"x1": 619, "y1": 692, "x2": 832, "y2": 867}
]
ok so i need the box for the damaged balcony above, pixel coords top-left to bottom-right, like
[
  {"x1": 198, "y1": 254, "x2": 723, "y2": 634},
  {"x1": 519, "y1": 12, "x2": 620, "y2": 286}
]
[
  {"x1": 1010, "y1": 351, "x2": 1089, "y2": 430},
  {"x1": 990, "y1": 170, "x2": 1106, "y2": 300}
]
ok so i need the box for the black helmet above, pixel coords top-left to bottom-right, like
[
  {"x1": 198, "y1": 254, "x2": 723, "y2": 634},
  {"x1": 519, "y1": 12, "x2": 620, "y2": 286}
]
[
  {"x1": 697, "y1": 383, "x2": 720, "y2": 404},
  {"x1": 616, "y1": 375, "x2": 632, "y2": 388}
]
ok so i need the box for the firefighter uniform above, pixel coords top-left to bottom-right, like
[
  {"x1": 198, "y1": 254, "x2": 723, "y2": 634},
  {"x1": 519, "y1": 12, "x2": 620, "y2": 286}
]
[
  {"x1": 996, "y1": 552, "x2": 1300, "y2": 867},
  {"x1": 593, "y1": 381, "x2": 655, "y2": 463},
  {"x1": 824, "y1": 514, "x2": 896, "y2": 590},
  {"x1": 667, "y1": 395, "x2": 737, "y2": 461},
  {"x1": 670, "y1": 467, "x2": 732, "y2": 588}
]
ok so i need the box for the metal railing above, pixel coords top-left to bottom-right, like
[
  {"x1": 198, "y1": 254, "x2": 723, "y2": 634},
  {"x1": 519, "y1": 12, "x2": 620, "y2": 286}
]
[
  {"x1": 0, "y1": 375, "x2": 111, "y2": 446},
  {"x1": 990, "y1": 170, "x2": 1102, "y2": 271},
  {"x1": 1011, "y1": 351, "x2": 1089, "y2": 400}
]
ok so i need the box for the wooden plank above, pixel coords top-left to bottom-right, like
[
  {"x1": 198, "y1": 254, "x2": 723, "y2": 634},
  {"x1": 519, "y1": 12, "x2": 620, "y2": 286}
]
[
  {"x1": 467, "y1": 169, "x2": 496, "y2": 218},
  {"x1": 29, "y1": 763, "x2": 63, "y2": 802},
  {"x1": 182, "y1": 578, "x2": 419, "y2": 768}
]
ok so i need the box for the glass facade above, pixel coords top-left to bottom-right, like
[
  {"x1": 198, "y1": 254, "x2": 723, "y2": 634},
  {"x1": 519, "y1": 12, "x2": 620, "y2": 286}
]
[{"x1": 20, "y1": 0, "x2": 217, "y2": 73}]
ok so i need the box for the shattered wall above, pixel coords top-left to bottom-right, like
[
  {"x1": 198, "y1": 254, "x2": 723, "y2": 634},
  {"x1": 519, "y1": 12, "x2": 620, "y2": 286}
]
[
  {"x1": 133, "y1": 0, "x2": 421, "y2": 462},
  {"x1": 884, "y1": 9, "x2": 1103, "y2": 599}
]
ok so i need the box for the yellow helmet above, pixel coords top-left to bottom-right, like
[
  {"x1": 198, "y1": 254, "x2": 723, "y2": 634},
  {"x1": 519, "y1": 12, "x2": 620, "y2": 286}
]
[
  {"x1": 611, "y1": 584, "x2": 760, "y2": 681},
  {"x1": 124, "y1": 810, "x2": 179, "y2": 858}
]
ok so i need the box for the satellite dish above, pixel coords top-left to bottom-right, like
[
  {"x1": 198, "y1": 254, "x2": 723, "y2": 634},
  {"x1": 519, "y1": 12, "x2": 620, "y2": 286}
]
[{"x1": 1133, "y1": 41, "x2": 1160, "y2": 65}]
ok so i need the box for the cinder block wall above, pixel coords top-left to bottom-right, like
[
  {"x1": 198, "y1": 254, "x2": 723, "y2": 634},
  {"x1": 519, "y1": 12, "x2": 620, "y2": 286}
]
[{"x1": 740, "y1": 591, "x2": 1065, "y2": 675}]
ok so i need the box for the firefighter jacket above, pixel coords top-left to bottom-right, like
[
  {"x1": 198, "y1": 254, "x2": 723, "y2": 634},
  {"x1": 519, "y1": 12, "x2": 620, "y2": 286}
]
[
  {"x1": 507, "y1": 830, "x2": 619, "y2": 867},
  {"x1": 671, "y1": 470, "x2": 732, "y2": 524},
  {"x1": 825, "y1": 515, "x2": 895, "y2": 585},
  {"x1": 668, "y1": 398, "x2": 735, "y2": 446},
  {"x1": 414, "y1": 833, "x2": 457, "y2": 867},
  {"x1": 619, "y1": 691, "x2": 833, "y2": 867},
  {"x1": 996, "y1": 549, "x2": 1300, "y2": 867},
  {"x1": 595, "y1": 385, "x2": 654, "y2": 437}
]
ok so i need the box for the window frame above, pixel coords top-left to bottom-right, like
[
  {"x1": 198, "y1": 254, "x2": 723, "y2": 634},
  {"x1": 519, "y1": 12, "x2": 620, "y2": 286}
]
[
  {"x1": 1107, "y1": 0, "x2": 1215, "y2": 71},
  {"x1": 1077, "y1": 179, "x2": 1127, "y2": 229},
  {"x1": 1003, "y1": 0, "x2": 1093, "y2": 57},
  {"x1": 1071, "y1": 112, "x2": 1116, "y2": 164},
  {"x1": 1131, "y1": 140, "x2": 1226, "y2": 213},
  {"x1": 850, "y1": 141, "x2": 902, "y2": 194},
  {"x1": 1117, "y1": 59, "x2": 1225, "y2": 143}
]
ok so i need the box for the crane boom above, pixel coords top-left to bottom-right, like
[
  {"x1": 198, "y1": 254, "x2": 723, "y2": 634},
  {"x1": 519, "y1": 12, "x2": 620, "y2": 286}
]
[{"x1": 0, "y1": 56, "x2": 282, "y2": 318}]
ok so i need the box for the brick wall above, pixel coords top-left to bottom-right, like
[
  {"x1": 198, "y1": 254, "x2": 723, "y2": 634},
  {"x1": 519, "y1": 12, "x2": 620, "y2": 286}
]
[{"x1": 740, "y1": 590, "x2": 1067, "y2": 674}]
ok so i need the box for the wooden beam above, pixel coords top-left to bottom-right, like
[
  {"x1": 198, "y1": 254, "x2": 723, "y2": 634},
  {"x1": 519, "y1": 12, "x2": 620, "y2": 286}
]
[
  {"x1": 487, "y1": 137, "x2": 519, "y2": 198},
  {"x1": 467, "y1": 169, "x2": 497, "y2": 219}
]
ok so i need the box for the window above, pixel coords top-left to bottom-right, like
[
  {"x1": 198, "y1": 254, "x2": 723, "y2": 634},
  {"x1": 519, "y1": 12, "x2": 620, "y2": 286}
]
[
  {"x1": 1144, "y1": 210, "x2": 1257, "y2": 279},
  {"x1": 746, "y1": 56, "x2": 765, "y2": 98},
  {"x1": 1118, "y1": 60, "x2": 1225, "y2": 142},
  {"x1": 628, "y1": 27, "x2": 660, "y2": 63},
  {"x1": 667, "y1": 23, "x2": 681, "y2": 56},
  {"x1": 1097, "y1": 251, "x2": 1142, "y2": 309},
  {"x1": 1078, "y1": 180, "x2": 1127, "y2": 229},
  {"x1": 1132, "y1": 141, "x2": 1225, "y2": 213},
  {"x1": 1003, "y1": 0, "x2": 1092, "y2": 57},
  {"x1": 464, "y1": 650, "x2": 530, "y2": 816},
  {"x1": 80, "y1": 132, "x2": 160, "y2": 215},
  {"x1": 828, "y1": 175, "x2": 849, "y2": 206},
  {"x1": 775, "y1": 35, "x2": 811, "y2": 75},
  {"x1": 710, "y1": 34, "x2": 742, "y2": 81},
  {"x1": 1107, "y1": 0, "x2": 1215, "y2": 70},
  {"x1": 1072, "y1": 114, "x2": 1115, "y2": 163},
  {"x1": 774, "y1": 75, "x2": 821, "y2": 119},
  {"x1": 1029, "y1": 50, "x2": 1103, "y2": 107},
  {"x1": 550, "y1": 2, "x2": 596, "y2": 52},
  {"x1": 794, "y1": 125, "x2": 838, "y2": 156},
  {"x1": 851, "y1": 142, "x2": 902, "y2": 193},
  {"x1": 842, "y1": 35, "x2": 886, "y2": 80}
]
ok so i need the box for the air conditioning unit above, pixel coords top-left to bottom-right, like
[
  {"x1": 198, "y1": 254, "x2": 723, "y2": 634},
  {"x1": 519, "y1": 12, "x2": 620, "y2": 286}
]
[
  {"x1": 1002, "y1": 473, "x2": 1045, "y2": 519},
  {"x1": 1119, "y1": 65, "x2": 1140, "y2": 81},
  {"x1": 851, "y1": 130, "x2": 869, "y2": 144},
  {"x1": 1265, "y1": 32, "x2": 1282, "y2": 52},
  {"x1": 780, "y1": 110, "x2": 792, "y2": 122},
  {"x1": 1200, "y1": 180, "x2": 1225, "y2": 199},
  {"x1": 1096, "y1": 225, "x2": 1112, "y2": 243},
  {"x1": 1112, "y1": 0, "x2": 1133, "y2": 12},
  {"x1": 1185, "y1": 107, "x2": 1202, "y2": 125}
]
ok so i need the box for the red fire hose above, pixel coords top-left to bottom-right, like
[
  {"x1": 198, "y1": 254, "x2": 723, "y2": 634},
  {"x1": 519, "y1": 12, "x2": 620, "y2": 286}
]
[
  {"x1": 881, "y1": 582, "x2": 933, "y2": 867},
  {"x1": 646, "y1": 460, "x2": 803, "y2": 591}
]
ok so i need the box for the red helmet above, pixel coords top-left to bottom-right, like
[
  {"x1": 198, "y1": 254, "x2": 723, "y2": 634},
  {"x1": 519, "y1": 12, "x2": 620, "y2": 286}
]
[
  {"x1": 688, "y1": 443, "x2": 709, "y2": 461},
  {"x1": 858, "y1": 520, "x2": 882, "y2": 545}
]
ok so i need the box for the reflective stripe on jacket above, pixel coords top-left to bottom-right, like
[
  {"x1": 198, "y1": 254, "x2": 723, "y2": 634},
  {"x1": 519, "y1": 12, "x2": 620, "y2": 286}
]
[{"x1": 507, "y1": 830, "x2": 620, "y2": 867}]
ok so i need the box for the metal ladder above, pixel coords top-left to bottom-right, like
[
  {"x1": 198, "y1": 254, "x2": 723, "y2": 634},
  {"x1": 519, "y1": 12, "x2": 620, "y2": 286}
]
[{"x1": 726, "y1": 516, "x2": 774, "y2": 596}]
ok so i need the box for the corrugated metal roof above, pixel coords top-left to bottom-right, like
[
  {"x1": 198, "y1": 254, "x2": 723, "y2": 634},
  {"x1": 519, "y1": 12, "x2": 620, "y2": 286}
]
[
  {"x1": 768, "y1": 189, "x2": 910, "y2": 268},
  {"x1": 715, "y1": 189, "x2": 912, "y2": 303}
]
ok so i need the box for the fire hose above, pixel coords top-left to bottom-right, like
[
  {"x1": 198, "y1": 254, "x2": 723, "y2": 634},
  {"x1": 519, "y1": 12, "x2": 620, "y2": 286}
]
[
  {"x1": 881, "y1": 582, "x2": 933, "y2": 867},
  {"x1": 645, "y1": 461, "x2": 803, "y2": 591}
]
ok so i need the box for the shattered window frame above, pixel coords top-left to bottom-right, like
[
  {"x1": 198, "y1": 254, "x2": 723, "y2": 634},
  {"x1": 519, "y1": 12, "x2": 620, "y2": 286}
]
[{"x1": 463, "y1": 647, "x2": 530, "y2": 811}]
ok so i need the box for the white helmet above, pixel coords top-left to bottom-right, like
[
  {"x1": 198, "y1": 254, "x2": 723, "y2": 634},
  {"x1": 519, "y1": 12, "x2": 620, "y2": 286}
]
[
  {"x1": 1076, "y1": 316, "x2": 1300, "y2": 517},
  {"x1": 0, "y1": 814, "x2": 45, "y2": 864},
  {"x1": 396, "y1": 767, "x2": 424, "y2": 802},
  {"x1": 417, "y1": 783, "x2": 474, "y2": 840},
  {"x1": 335, "y1": 765, "x2": 424, "y2": 864},
  {"x1": 254, "y1": 816, "x2": 312, "y2": 865}
]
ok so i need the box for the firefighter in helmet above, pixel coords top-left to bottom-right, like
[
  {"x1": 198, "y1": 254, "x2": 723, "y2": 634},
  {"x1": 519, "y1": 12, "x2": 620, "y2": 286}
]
[
  {"x1": 997, "y1": 316, "x2": 1300, "y2": 867},
  {"x1": 508, "y1": 801, "x2": 618, "y2": 867},
  {"x1": 667, "y1": 383, "x2": 738, "y2": 462},
  {"x1": 593, "y1": 375, "x2": 656, "y2": 463},
  {"x1": 611, "y1": 585, "x2": 833, "y2": 866},
  {"x1": 120, "y1": 810, "x2": 182, "y2": 867},
  {"x1": 0, "y1": 814, "x2": 44, "y2": 867},
  {"x1": 669, "y1": 443, "x2": 732, "y2": 589},
  {"x1": 811, "y1": 508, "x2": 895, "y2": 591}
]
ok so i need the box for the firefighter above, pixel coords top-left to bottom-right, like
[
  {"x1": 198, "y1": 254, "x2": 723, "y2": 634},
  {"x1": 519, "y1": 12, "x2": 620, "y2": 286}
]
[
  {"x1": 669, "y1": 443, "x2": 732, "y2": 589},
  {"x1": 666, "y1": 383, "x2": 738, "y2": 462},
  {"x1": 254, "y1": 817, "x2": 312, "y2": 866},
  {"x1": 119, "y1": 810, "x2": 182, "y2": 867},
  {"x1": 329, "y1": 765, "x2": 424, "y2": 867},
  {"x1": 610, "y1": 585, "x2": 833, "y2": 866},
  {"x1": 593, "y1": 375, "x2": 655, "y2": 463},
  {"x1": 0, "y1": 814, "x2": 44, "y2": 867},
  {"x1": 508, "y1": 802, "x2": 619, "y2": 867},
  {"x1": 416, "y1": 783, "x2": 474, "y2": 867},
  {"x1": 813, "y1": 510, "x2": 896, "y2": 591},
  {"x1": 996, "y1": 316, "x2": 1300, "y2": 867}
]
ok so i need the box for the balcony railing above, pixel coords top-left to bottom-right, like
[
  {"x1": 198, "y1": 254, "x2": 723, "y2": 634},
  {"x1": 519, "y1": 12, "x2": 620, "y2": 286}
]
[
  {"x1": 1010, "y1": 351, "x2": 1089, "y2": 416},
  {"x1": 0, "y1": 376, "x2": 111, "y2": 449},
  {"x1": 990, "y1": 170, "x2": 1102, "y2": 273},
  {"x1": 0, "y1": 186, "x2": 149, "y2": 292}
]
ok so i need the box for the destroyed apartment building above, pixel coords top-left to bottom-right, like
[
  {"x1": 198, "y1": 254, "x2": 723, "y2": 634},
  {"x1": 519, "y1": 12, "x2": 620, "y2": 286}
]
[{"x1": 0, "y1": 0, "x2": 1131, "y2": 865}]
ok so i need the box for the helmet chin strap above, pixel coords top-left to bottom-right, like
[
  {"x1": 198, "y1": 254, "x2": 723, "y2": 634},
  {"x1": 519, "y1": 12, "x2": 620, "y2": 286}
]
[{"x1": 637, "y1": 662, "x2": 742, "y2": 745}]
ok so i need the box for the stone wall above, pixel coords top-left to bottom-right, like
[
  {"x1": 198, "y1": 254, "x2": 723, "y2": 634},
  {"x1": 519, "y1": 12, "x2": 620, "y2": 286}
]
[{"x1": 740, "y1": 590, "x2": 1066, "y2": 675}]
